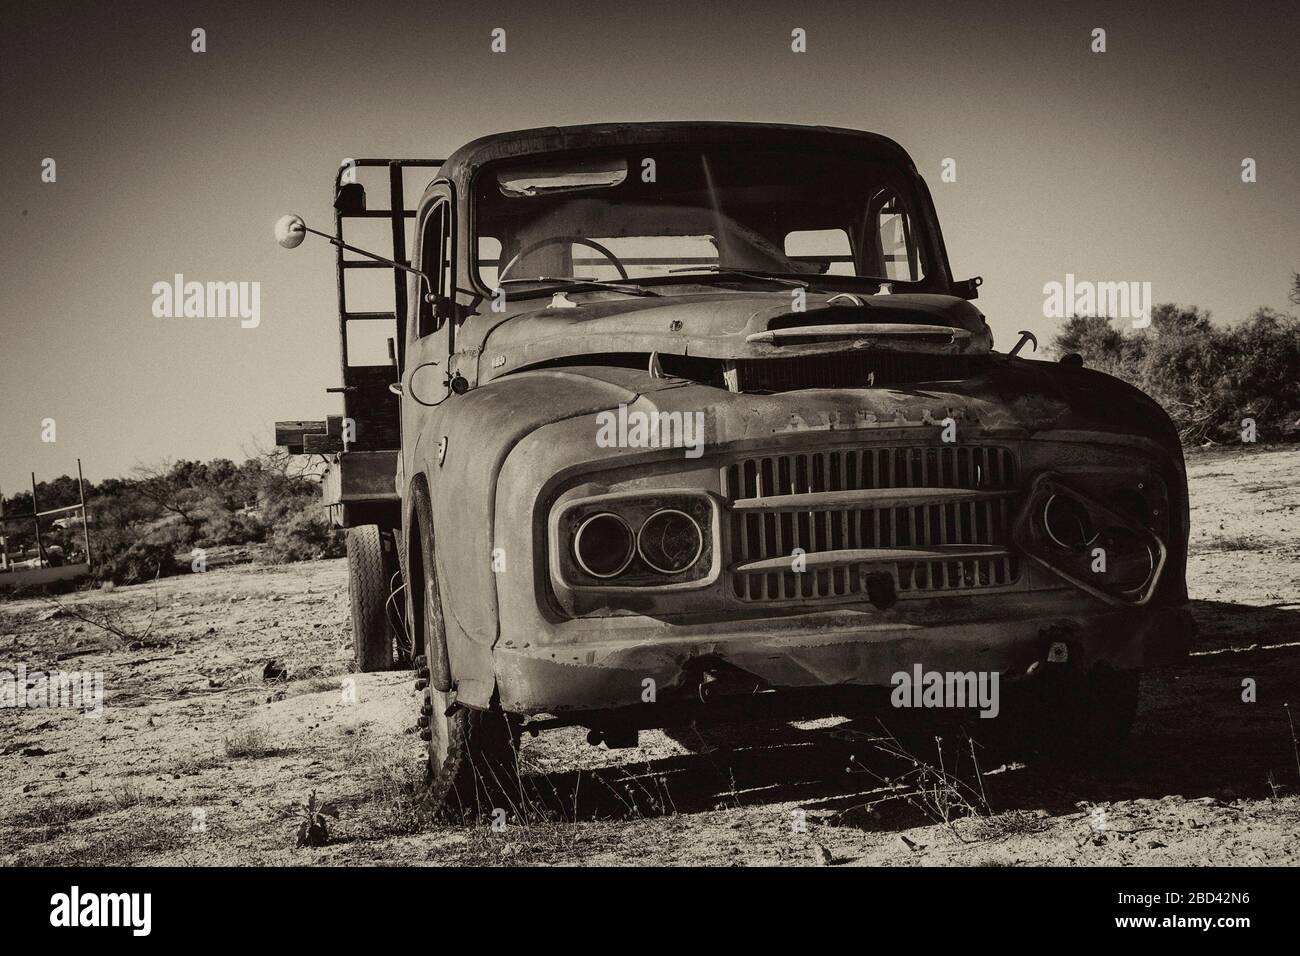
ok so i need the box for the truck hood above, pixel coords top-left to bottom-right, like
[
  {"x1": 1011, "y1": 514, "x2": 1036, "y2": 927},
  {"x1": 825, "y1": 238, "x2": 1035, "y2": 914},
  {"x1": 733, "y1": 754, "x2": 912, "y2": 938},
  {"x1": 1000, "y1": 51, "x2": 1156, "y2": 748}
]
[
  {"x1": 469, "y1": 288, "x2": 994, "y2": 382},
  {"x1": 517, "y1": 357, "x2": 1181, "y2": 448}
]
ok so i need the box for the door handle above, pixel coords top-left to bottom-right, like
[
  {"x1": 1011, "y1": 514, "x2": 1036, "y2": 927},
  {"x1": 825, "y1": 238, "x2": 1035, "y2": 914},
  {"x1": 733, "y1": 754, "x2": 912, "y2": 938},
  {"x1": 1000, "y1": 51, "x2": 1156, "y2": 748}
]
[{"x1": 388, "y1": 382, "x2": 403, "y2": 395}]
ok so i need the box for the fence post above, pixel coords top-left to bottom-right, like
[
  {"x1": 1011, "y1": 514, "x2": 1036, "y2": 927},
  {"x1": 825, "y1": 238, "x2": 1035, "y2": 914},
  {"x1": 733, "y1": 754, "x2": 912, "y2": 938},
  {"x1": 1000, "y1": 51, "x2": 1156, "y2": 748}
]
[
  {"x1": 0, "y1": 483, "x2": 7, "y2": 571},
  {"x1": 77, "y1": 459, "x2": 92, "y2": 572},
  {"x1": 30, "y1": 472, "x2": 46, "y2": 565}
]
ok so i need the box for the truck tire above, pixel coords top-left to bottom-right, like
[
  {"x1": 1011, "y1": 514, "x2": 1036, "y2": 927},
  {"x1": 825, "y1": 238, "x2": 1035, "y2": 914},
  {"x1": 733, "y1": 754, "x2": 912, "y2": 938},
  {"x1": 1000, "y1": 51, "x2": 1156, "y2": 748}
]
[
  {"x1": 409, "y1": 488, "x2": 519, "y2": 817},
  {"x1": 347, "y1": 525, "x2": 398, "y2": 672},
  {"x1": 1032, "y1": 666, "x2": 1141, "y2": 763}
]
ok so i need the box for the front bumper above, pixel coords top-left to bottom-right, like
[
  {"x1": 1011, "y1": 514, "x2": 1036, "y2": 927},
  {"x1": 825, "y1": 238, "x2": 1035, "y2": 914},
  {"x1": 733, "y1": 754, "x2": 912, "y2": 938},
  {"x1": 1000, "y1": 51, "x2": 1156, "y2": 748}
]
[{"x1": 494, "y1": 591, "x2": 1193, "y2": 715}]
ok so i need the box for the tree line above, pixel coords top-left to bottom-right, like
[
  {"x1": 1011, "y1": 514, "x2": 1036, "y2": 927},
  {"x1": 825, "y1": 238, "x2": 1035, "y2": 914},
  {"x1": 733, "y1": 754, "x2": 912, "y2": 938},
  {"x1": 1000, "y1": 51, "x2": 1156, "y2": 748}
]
[
  {"x1": 1048, "y1": 276, "x2": 1300, "y2": 445},
  {"x1": 2, "y1": 452, "x2": 342, "y2": 585}
]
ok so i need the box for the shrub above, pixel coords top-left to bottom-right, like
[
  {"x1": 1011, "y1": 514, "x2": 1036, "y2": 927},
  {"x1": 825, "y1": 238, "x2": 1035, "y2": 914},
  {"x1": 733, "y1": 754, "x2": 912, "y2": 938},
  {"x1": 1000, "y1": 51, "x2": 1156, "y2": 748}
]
[
  {"x1": 1049, "y1": 302, "x2": 1300, "y2": 445},
  {"x1": 7, "y1": 451, "x2": 344, "y2": 585},
  {"x1": 95, "y1": 540, "x2": 182, "y2": 586},
  {"x1": 264, "y1": 508, "x2": 344, "y2": 563},
  {"x1": 199, "y1": 508, "x2": 266, "y2": 546}
]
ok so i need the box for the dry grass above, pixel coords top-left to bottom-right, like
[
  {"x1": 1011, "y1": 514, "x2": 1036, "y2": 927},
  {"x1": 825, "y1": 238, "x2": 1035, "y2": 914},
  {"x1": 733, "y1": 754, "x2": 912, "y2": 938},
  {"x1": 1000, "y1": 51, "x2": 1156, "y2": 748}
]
[
  {"x1": 961, "y1": 808, "x2": 1053, "y2": 842},
  {"x1": 349, "y1": 744, "x2": 663, "y2": 864},
  {"x1": 223, "y1": 724, "x2": 276, "y2": 758},
  {"x1": 11, "y1": 798, "x2": 106, "y2": 830},
  {"x1": 0, "y1": 785, "x2": 166, "y2": 858},
  {"x1": 366, "y1": 754, "x2": 441, "y2": 836},
  {"x1": 12, "y1": 807, "x2": 191, "y2": 866},
  {"x1": 833, "y1": 724, "x2": 993, "y2": 835},
  {"x1": 1194, "y1": 534, "x2": 1277, "y2": 553}
]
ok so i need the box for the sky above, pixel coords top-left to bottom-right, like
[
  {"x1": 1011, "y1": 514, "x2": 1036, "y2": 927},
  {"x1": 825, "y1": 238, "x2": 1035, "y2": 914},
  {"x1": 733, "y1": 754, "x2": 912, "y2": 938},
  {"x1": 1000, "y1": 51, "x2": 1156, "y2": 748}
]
[{"x1": 2, "y1": 0, "x2": 1296, "y2": 494}]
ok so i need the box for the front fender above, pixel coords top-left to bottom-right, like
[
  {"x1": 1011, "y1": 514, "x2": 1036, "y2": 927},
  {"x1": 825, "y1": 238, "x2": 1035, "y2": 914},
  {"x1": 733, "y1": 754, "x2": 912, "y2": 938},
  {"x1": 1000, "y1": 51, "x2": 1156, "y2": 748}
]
[{"x1": 416, "y1": 365, "x2": 685, "y2": 707}]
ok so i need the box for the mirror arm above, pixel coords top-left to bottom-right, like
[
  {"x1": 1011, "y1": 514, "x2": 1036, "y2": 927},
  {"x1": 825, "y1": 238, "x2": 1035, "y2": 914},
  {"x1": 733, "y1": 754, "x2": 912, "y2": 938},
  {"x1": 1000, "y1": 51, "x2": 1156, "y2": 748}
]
[{"x1": 298, "y1": 224, "x2": 431, "y2": 281}]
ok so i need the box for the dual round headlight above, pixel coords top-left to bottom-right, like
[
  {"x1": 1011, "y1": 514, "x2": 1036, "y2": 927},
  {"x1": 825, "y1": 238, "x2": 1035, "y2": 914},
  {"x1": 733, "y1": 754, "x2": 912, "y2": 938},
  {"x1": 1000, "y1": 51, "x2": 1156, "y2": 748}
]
[{"x1": 573, "y1": 509, "x2": 703, "y2": 579}]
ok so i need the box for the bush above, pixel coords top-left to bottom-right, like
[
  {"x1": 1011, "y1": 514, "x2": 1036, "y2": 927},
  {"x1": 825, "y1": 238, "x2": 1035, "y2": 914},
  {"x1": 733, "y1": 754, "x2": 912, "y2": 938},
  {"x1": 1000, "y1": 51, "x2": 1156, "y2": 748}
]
[
  {"x1": 95, "y1": 540, "x2": 183, "y2": 586},
  {"x1": 1050, "y1": 303, "x2": 1300, "y2": 444},
  {"x1": 6, "y1": 451, "x2": 343, "y2": 585},
  {"x1": 264, "y1": 509, "x2": 344, "y2": 563},
  {"x1": 200, "y1": 508, "x2": 266, "y2": 546}
]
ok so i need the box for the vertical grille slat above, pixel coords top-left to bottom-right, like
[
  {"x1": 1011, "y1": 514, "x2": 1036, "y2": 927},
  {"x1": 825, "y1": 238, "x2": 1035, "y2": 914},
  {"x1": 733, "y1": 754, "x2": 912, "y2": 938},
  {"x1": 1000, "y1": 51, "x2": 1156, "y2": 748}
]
[{"x1": 726, "y1": 443, "x2": 1021, "y2": 601}]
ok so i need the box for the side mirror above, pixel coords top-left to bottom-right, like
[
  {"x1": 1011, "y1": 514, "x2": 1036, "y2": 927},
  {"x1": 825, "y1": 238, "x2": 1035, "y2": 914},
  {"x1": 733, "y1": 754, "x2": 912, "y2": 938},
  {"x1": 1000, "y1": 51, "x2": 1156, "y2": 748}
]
[
  {"x1": 274, "y1": 212, "x2": 431, "y2": 283},
  {"x1": 274, "y1": 214, "x2": 307, "y2": 249},
  {"x1": 954, "y1": 275, "x2": 983, "y2": 300}
]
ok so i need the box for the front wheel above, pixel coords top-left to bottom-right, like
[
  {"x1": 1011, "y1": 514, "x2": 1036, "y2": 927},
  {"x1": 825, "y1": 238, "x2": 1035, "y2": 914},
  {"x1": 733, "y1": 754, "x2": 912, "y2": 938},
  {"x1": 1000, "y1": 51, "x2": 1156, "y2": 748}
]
[
  {"x1": 1028, "y1": 667, "x2": 1141, "y2": 763},
  {"x1": 419, "y1": 684, "x2": 520, "y2": 818},
  {"x1": 410, "y1": 489, "x2": 519, "y2": 817}
]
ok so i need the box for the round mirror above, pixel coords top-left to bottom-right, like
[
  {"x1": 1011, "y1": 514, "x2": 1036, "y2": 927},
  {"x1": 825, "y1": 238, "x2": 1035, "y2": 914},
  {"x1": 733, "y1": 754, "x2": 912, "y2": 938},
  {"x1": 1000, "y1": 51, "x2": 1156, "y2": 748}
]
[{"x1": 274, "y1": 214, "x2": 307, "y2": 249}]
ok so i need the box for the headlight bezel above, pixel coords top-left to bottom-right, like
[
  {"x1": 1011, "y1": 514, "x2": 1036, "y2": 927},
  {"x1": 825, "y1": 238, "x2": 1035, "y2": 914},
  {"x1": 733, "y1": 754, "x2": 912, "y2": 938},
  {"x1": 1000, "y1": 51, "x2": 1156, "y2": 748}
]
[
  {"x1": 1013, "y1": 471, "x2": 1167, "y2": 606},
  {"x1": 636, "y1": 508, "x2": 706, "y2": 575},
  {"x1": 550, "y1": 490, "x2": 721, "y2": 594},
  {"x1": 571, "y1": 511, "x2": 636, "y2": 579}
]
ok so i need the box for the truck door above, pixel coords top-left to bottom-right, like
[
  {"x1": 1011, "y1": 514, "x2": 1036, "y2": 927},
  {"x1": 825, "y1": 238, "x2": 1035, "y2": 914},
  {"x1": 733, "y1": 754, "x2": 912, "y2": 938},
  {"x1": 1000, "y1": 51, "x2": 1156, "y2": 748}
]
[{"x1": 402, "y1": 189, "x2": 456, "y2": 489}]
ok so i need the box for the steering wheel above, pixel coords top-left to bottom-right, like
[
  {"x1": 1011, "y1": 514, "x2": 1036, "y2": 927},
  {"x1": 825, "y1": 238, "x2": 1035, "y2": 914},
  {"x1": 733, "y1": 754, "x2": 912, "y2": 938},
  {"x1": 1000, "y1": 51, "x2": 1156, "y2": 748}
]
[{"x1": 499, "y1": 236, "x2": 629, "y2": 281}]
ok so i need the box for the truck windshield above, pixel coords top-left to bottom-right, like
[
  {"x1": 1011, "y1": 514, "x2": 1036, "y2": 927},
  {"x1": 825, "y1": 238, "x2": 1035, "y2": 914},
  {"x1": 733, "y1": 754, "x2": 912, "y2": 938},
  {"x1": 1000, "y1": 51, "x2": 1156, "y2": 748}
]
[{"x1": 473, "y1": 147, "x2": 930, "y2": 292}]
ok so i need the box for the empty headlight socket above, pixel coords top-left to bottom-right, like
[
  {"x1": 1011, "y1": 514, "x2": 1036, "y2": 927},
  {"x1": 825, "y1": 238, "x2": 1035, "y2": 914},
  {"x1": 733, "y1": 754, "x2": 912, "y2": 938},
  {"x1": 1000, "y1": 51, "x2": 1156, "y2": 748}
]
[{"x1": 1012, "y1": 472, "x2": 1168, "y2": 607}]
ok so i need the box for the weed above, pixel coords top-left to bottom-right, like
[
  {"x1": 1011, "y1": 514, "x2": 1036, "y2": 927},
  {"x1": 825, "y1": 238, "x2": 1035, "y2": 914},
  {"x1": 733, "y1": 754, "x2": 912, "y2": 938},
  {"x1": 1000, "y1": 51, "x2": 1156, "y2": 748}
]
[
  {"x1": 223, "y1": 724, "x2": 274, "y2": 758},
  {"x1": 294, "y1": 790, "x2": 339, "y2": 848}
]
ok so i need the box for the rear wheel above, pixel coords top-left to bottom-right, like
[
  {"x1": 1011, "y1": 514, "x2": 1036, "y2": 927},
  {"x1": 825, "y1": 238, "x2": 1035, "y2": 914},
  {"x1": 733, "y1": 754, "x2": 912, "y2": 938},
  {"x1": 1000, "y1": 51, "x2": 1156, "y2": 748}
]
[
  {"x1": 347, "y1": 525, "x2": 399, "y2": 672},
  {"x1": 409, "y1": 490, "x2": 519, "y2": 817}
]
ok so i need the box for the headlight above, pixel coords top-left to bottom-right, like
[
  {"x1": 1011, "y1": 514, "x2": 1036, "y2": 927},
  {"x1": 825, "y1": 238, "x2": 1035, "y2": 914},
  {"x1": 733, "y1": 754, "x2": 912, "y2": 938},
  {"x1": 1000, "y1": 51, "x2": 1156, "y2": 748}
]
[
  {"x1": 572, "y1": 513, "x2": 635, "y2": 578},
  {"x1": 1042, "y1": 493, "x2": 1093, "y2": 550},
  {"x1": 637, "y1": 509, "x2": 704, "y2": 574},
  {"x1": 1091, "y1": 525, "x2": 1157, "y2": 592},
  {"x1": 1040, "y1": 494, "x2": 1155, "y2": 591},
  {"x1": 1014, "y1": 473, "x2": 1166, "y2": 606},
  {"x1": 551, "y1": 491, "x2": 717, "y2": 589}
]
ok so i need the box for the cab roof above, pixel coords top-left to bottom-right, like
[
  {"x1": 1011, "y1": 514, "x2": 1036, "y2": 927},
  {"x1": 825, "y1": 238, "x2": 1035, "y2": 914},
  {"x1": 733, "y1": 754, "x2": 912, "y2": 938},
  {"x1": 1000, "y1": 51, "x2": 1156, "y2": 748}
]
[{"x1": 428, "y1": 121, "x2": 916, "y2": 200}]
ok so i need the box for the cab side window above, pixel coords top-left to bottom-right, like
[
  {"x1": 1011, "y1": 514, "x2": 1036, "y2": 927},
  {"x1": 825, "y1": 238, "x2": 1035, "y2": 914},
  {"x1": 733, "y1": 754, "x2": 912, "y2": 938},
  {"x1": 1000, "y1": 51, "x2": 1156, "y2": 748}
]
[
  {"x1": 870, "y1": 189, "x2": 924, "y2": 282},
  {"x1": 416, "y1": 202, "x2": 451, "y2": 337}
]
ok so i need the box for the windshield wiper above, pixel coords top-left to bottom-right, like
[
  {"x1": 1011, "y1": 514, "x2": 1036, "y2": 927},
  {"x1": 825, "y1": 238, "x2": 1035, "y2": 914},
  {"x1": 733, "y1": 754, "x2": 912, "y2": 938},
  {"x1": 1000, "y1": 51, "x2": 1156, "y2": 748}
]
[
  {"x1": 668, "y1": 265, "x2": 809, "y2": 289},
  {"x1": 668, "y1": 266, "x2": 895, "y2": 295},
  {"x1": 497, "y1": 276, "x2": 661, "y2": 297}
]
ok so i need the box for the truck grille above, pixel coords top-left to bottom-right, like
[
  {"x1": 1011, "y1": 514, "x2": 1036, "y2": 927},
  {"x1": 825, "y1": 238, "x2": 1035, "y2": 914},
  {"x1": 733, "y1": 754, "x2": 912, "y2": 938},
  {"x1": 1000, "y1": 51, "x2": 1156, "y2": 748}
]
[{"x1": 720, "y1": 445, "x2": 1022, "y2": 602}]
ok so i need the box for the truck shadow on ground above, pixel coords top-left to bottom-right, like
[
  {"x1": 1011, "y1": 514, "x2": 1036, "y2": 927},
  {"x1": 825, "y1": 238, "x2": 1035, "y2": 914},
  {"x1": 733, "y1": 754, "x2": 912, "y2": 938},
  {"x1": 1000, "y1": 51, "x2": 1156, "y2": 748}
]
[{"x1": 516, "y1": 600, "x2": 1300, "y2": 832}]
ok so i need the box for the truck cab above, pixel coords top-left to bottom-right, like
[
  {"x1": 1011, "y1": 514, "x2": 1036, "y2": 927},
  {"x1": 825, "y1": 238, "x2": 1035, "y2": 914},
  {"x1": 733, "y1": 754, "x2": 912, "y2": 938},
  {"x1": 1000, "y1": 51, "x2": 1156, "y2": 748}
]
[{"x1": 278, "y1": 122, "x2": 1192, "y2": 815}]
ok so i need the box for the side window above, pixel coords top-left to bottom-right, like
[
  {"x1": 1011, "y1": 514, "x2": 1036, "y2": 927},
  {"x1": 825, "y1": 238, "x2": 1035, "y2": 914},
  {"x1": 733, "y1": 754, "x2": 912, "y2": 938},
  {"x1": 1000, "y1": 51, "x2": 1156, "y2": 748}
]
[
  {"x1": 416, "y1": 202, "x2": 450, "y2": 337},
  {"x1": 872, "y1": 190, "x2": 923, "y2": 282},
  {"x1": 479, "y1": 237, "x2": 501, "y2": 291}
]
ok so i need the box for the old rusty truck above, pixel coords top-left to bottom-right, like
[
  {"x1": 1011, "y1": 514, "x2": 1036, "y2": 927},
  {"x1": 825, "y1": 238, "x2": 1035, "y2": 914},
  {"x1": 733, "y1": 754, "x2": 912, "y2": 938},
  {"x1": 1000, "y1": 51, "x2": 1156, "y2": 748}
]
[{"x1": 275, "y1": 122, "x2": 1192, "y2": 813}]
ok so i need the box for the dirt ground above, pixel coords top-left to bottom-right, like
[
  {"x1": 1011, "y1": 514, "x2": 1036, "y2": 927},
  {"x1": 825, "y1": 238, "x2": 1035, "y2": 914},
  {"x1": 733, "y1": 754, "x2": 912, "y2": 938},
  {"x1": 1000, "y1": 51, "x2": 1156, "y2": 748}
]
[{"x1": 2, "y1": 446, "x2": 1298, "y2": 867}]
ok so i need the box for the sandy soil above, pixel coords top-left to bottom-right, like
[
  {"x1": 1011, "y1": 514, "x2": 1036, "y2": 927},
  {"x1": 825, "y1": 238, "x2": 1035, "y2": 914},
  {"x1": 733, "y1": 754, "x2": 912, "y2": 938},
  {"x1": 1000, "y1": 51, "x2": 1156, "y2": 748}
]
[{"x1": 2, "y1": 446, "x2": 1298, "y2": 867}]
